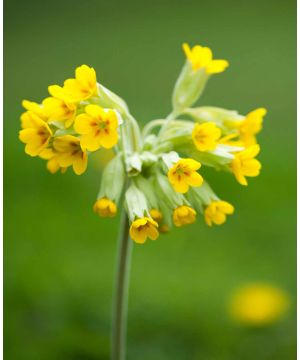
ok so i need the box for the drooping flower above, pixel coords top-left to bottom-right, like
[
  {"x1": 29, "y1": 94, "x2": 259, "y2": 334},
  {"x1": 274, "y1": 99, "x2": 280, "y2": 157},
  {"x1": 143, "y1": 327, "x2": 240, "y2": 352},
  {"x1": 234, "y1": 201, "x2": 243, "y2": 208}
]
[
  {"x1": 129, "y1": 217, "x2": 159, "y2": 244},
  {"x1": 173, "y1": 205, "x2": 196, "y2": 227},
  {"x1": 93, "y1": 197, "x2": 117, "y2": 217},
  {"x1": 183, "y1": 43, "x2": 229, "y2": 73},
  {"x1": 204, "y1": 200, "x2": 234, "y2": 226},
  {"x1": 239, "y1": 108, "x2": 267, "y2": 147},
  {"x1": 74, "y1": 104, "x2": 119, "y2": 151},
  {"x1": 52, "y1": 135, "x2": 88, "y2": 175},
  {"x1": 192, "y1": 122, "x2": 222, "y2": 151},
  {"x1": 168, "y1": 158, "x2": 203, "y2": 193},
  {"x1": 19, "y1": 112, "x2": 52, "y2": 156},
  {"x1": 231, "y1": 145, "x2": 261, "y2": 186}
]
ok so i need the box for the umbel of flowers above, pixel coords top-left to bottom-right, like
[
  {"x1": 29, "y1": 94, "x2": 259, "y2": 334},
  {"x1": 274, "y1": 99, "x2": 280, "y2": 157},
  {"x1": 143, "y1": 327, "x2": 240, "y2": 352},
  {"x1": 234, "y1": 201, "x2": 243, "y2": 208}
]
[{"x1": 19, "y1": 43, "x2": 266, "y2": 244}]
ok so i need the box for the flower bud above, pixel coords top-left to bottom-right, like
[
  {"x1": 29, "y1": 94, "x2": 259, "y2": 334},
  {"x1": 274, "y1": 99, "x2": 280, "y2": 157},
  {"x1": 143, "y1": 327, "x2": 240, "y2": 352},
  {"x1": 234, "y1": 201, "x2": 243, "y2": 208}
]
[{"x1": 172, "y1": 62, "x2": 209, "y2": 114}]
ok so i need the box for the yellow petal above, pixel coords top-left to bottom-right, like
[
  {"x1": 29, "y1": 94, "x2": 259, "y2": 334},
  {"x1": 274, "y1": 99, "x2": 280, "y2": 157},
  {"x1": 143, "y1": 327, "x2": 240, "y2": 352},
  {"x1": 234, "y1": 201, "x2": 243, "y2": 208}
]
[
  {"x1": 74, "y1": 114, "x2": 94, "y2": 134},
  {"x1": 187, "y1": 172, "x2": 203, "y2": 187},
  {"x1": 80, "y1": 134, "x2": 102, "y2": 152},
  {"x1": 242, "y1": 159, "x2": 262, "y2": 177},
  {"x1": 147, "y1": 225, "x2": 159, "y2": 240},
  {"x1": 206, "y1": 60, "x2": 229, "y2": 74},
  {"x1": 99, "y1": 130, "x2": 118, "y2": 149},
  {"x1": 75, "y1": 65, "x2": 96, "y2": 88},
  {"x1": 72, "y1": 153, "x2": 88, "y2": 175},
  {"x1": 85, "y1": 104, "x2": 106, "y2": 119}
]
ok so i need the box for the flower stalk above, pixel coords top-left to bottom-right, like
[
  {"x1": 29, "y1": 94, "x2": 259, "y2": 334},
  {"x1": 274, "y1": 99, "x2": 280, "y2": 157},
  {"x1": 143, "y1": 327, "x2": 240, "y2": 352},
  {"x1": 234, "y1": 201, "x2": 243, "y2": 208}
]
[
  {"x1": 18, "y1": 42, "x2": 266, "y2": 359},
  {"x1": 111, "y1": 207, "x2": 132, "y2": 360}
]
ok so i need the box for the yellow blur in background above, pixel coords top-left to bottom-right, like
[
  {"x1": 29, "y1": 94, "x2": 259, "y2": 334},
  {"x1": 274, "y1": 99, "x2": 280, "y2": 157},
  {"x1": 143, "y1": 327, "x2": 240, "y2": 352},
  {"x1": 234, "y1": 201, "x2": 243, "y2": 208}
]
[{"x1": 229, "y1": 283, "x2": 290, "y2": 326}]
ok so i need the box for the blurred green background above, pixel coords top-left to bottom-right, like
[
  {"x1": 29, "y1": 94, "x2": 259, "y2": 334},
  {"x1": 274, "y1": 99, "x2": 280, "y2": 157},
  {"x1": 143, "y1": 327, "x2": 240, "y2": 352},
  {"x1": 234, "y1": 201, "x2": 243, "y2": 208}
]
[{"x1": 4, "y1": 0, "x2": 296, "y2": 359}]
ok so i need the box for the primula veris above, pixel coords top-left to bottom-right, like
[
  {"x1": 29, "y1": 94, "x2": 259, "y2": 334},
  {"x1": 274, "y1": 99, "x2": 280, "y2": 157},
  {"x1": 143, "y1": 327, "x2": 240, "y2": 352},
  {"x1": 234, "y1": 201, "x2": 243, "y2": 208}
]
[
  {"x1": 183, "y1": 43, "x2": 229, "y2": 73},
  {"x1": 19, "y1": 113, "x2": 52, "y2": 156},
  {"x1": 129, "y1": 217, "x2": 159, "y2": 244},
  {"x1": 204, "y1": 201, "x2": 234, "y2": 226},
  {"x1": 192, "y1": 122, "x2": 222, "y2": 151},
  {"x1": 21, "y1": 100, "x2": 48, "y2": 128},
  {"x1": 66, "y1": 64, "x2": 98, "y2": 101},
  {"x1": 173, "y1": 206, "x2": 196, "y2": 227},
  {"x1": 19, "y1": 42, "x2": 265, "y2": 244},
  {"x1": 74, "y1": 104, "x2": 119, "y2": 151},
  {"x1": 43, "y1": 96, "x2": 77, "y2": 128},
  {"x1": 168, "y1": 159, "x2": 203, "y2": 193},
  {"x1": 53, "y1": 135, "x2": 88, "y2": 175},
  {"x1": 231, "y1": 145, "x2": 261, "y2": 186},
  {"x1": 239, "y1": 108, "x2": 267, "y2": 147},
  {"x1": 94, "y1": 198, "x2": 117, "y2": 218}
]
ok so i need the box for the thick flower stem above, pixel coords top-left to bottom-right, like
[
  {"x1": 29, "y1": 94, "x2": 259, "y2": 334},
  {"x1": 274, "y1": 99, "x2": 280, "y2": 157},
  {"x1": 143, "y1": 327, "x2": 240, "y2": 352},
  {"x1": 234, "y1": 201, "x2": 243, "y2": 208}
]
[{"x1": 111, "y1": 208, "x2": 133, "y2": 360}]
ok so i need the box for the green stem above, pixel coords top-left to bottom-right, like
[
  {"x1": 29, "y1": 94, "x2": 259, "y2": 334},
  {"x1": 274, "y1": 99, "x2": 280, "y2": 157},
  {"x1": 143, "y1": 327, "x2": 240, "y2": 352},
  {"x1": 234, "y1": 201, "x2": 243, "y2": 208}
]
[
  {"x1": 142, "y1": 119, "x2": 165, "y2": 138},
  {"x1": 157, "y1": 110, "x2": 179, "y2": 138},
  {"x1": 111, "y1": 208, "x2": 133, "y2": 360}
]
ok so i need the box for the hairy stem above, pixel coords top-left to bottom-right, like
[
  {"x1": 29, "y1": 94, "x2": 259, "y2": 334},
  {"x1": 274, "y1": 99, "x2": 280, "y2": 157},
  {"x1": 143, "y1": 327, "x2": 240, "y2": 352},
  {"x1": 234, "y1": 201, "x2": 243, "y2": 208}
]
[{"x1": 111, "y1": 208, "x2": 133, "y2": 360}]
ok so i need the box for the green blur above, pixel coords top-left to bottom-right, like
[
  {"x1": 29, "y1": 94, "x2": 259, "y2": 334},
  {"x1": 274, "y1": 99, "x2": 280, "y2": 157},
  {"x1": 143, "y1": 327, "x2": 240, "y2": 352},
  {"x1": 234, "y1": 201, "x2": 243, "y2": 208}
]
[{"x1": 4, "y1": 0, "x2": 296, "y2": 359}]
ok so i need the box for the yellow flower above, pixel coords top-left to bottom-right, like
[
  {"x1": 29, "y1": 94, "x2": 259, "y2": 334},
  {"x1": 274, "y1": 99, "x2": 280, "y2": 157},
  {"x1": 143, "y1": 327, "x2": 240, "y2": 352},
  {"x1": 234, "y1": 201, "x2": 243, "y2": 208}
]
[
  {"x1": 231, "y1": 145, "x2": 261, "y2": 186},
  {"x1": 93, "y1": 197, "x2": 117, "y2": 217},
  {"x1": 183, "y1": 43, "x2": 229, "y2": 73},
  {"x1": 192, "y1": 122, "x2": 222, "y2": 151},
  {"x1": 21, "y1": 100, "x2": 48, "y2": 128},
  {"x1": 53, "y1": 135, "x2": 88, "y2": 175},
  {"x1": 64, "y1": 64, "x2": 98, "y2": 102},
  {"x1": 239, "y1": 108, "x2": 267, "y2": 147},
  {"x1": 19, "y1": 112, "x2": 52, "y2": 156},
  {"x1": 229, "y1": 283, "x2": 290, "y2": 326},
  {"x1": 43, "y1": 84, "x2": 77, "y2": 128},
  {"x1": 129, "y1": 217, "x2": 159, "y2": 244},
  {"x1": 173, "y1": 206, "x2": 196, "y2": 227},
  {"x1": 39, "y1": 148, "x2": 67, "y2": 174},
  {"x1": 74, "y1": 105, "x2": 119, "y2": 151},
  {"x1": 204, "y1": 200, "x2": 234, "y2": 226},
  {"x1": 168, "y1": 159, "x2": 203, "y2": 193}
]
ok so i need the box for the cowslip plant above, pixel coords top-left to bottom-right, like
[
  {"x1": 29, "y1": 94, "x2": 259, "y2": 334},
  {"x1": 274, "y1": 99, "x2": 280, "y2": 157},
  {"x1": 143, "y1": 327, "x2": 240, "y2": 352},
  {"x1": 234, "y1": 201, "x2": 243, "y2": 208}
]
[{"x1": 19, "y1": 42, "x2": 266, "y2": 359}]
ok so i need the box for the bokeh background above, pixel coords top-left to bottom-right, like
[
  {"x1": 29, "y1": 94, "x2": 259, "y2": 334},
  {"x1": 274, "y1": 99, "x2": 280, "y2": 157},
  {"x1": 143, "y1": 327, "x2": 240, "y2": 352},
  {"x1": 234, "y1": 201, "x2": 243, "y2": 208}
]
[{"x1": 4, "y1": 0, "x2": 296, "y2": 359}]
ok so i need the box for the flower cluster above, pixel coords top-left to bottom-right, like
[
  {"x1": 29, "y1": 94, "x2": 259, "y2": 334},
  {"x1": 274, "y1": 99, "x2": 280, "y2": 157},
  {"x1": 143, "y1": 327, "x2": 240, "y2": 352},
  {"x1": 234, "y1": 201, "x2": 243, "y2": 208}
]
[{"x1": 19, "y1": 42, "x2": 266, "y2": 244}]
